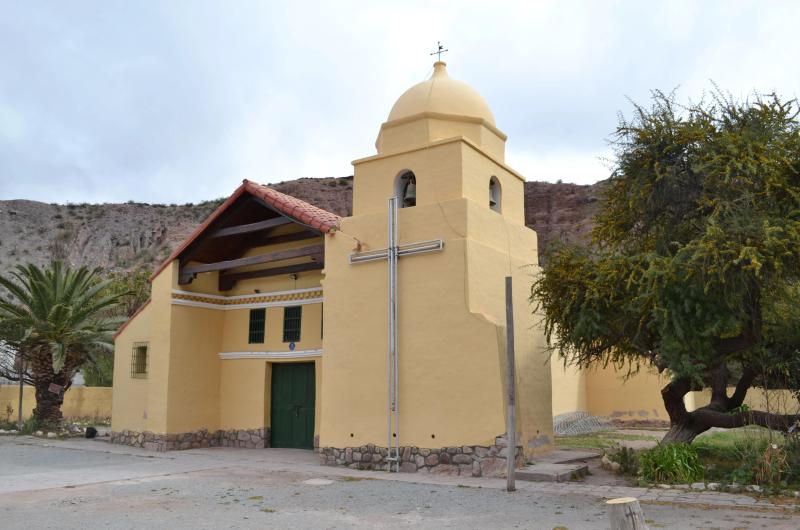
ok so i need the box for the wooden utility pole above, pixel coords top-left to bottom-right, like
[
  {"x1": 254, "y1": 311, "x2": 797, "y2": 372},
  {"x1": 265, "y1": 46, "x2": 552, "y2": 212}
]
[
  {"x1": 505, "y1": 276, "x2": 516, "y2": 492},
  {"x1": 17, "y1": 352, "x2": 24, "y2": 430}
]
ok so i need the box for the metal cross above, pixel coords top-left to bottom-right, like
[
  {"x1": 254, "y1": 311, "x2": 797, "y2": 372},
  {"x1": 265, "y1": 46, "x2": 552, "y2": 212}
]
[
  {"x1": 430, "y1": 41, "x2": 448, "y2": 62},
  {"x1": 349, "y1": 198, "x2": 444, "y2": 471}
]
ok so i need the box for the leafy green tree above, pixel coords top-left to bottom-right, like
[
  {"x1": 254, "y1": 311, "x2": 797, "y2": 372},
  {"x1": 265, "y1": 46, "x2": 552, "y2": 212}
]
[
  {"x1": 0, "y1": 263, "x2": 124, "y2": 425},
  {"x1": 532, "y1": 90, "x2": 800, "y2": 443},
  {"x1": 82, "y1": 267, "x2": 151, "y2": 387}
]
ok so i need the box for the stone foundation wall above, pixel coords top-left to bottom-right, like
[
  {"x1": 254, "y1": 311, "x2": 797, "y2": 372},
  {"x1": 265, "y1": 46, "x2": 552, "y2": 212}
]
[
  {"x1": 110, "y1": 427, "x2": 270, "y2": 452},
  {"x1": 318, "y1": 438, "x2": 524, "y2": 477}
]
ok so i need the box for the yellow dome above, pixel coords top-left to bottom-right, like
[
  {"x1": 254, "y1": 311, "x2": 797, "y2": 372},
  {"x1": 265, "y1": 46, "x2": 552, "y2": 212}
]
[{"x1": 386, "y1": 62, "x2": 496, "y2": 125}]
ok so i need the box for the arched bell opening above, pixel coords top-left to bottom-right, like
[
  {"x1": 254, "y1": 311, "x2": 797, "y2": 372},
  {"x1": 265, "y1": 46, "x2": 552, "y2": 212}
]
[
  {"x1": 395, "y1": 171, "x2": 417, "y2": 208},
  {"x1": 489, "y1": 176, "x2": 502, "y2": 213}
]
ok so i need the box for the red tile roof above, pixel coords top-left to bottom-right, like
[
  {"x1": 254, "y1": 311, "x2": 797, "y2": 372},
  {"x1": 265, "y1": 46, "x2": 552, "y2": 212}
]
[
  {"x1": 246, "y1": 180, "x2": 341, "y2": 235},
  {"x1": 149, "y1": 180, "x2": 340, "y2": 281}
]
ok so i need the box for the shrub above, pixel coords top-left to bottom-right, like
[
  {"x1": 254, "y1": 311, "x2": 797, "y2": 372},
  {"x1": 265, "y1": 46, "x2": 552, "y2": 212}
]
[
  {"x1": 606, "y1": 444, "x2": 638, "y2": 475},
  {"x1": 638, "y1": 443, "x2": 703, "y2": 484}
]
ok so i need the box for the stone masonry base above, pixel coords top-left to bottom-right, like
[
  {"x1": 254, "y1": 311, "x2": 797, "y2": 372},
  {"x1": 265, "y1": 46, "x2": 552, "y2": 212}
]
[
  {"x1": 110, "y1": 427, "x2": 270, "y2": 452},
  {"x1": 318, "y1": 437, "x2": 524, "y2": 477}
]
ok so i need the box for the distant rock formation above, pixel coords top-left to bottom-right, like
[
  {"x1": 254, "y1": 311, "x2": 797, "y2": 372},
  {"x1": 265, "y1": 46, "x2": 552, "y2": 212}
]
[{"x1": 0, "y1": 176, "x2": 602, "y2": 274}]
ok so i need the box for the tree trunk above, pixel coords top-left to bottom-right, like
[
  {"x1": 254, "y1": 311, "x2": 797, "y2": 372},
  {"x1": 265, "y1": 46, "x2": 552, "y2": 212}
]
[
  {"x1": 32, "y1": 382, "x2": 65, "y2": 427},
  {"x1": 27, "y1": 345, "x2": 76, "y2": 428},
  {"x1": 607, "y1": 497, "x2": 649, "y2": 530},
  {"x1": 660, "y1": 371, "x2": 800, "y2": 444},
  {"x1": 661, "y1": 422, "x2": 701, "y2": 444}
]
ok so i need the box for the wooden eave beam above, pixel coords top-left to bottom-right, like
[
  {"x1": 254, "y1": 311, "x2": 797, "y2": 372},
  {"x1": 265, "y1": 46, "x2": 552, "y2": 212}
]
[
  {"x1": 218, "y1": 261, "x2": 324, "y2": 291},
  {"x1": 209, "y1": 216, "x2": 292, "y2": 238},
  {"x1": 179, "y1": 243, "x2": 324, "y2": 280},
  {"x1": 229, "y1": 230, "x2": 321, "y2": 260}
]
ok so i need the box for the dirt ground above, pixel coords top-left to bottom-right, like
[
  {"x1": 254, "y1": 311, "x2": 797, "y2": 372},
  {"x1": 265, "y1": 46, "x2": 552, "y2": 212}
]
[{"x1": 1, "y1": 435, "x2": 798, "y2": 529}]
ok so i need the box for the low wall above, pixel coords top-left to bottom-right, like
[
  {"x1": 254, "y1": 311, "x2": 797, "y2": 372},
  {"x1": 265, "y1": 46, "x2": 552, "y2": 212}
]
[
  {"x1": 553, "y1": 362, "x2": 799, "y2": 423},
  {"x1": 690, "y1": 387, "x2": 799, "y2": 415},
  {"x1": 0, "y1": 386, "x2": 112, "y2": 421}
]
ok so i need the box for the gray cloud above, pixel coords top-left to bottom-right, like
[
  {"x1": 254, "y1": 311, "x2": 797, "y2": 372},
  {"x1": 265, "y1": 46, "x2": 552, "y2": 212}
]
[{"x1": 1, "y1": 0, "x2": 798, "y2": 203}]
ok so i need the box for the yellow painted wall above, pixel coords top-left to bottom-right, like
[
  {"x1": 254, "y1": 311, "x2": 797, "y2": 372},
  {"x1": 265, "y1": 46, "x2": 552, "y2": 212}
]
[
  {"x1": 113, "y1": 251, "x2": 326, "y2": 437},
  {"x1": 165, "y1": 304, "x2": 223, "y2": 433},
  {"x1": 584, "y1": 364, "x2": 672, "y2": 422},
  {"x1": 221, "y1": 303, "x2": 322, "y2": 353},
  {"x1": 552, "y1": 363, "x2": 699, "y2": 422},
  {"x1": 219, "y1": 357, "x2": 322, "y2": 436},
  {"x1": 691, "y1": 387, "x2": 799, "y2": 415},
  {"x1": 112, "y1": 300, "x2": 152, "y2": 432},
  {"x1": 324, "y1": 132, "x2": 552, "y2": 456},
  {"x1": 553, "y1": 361, "x2": 800, "y2": 423},
  {"x1": 219, "y1": 359, "x2": 267, "y2": 430},
  {"x1": 550, "y1": 363, "x2": 588, "y2": 418},
  {"x1": 0, "y1": 386, "x2": 112, "y2": 421},
  {"x1": 352, "y1": 138, "x2": 524, "y2": 222}
]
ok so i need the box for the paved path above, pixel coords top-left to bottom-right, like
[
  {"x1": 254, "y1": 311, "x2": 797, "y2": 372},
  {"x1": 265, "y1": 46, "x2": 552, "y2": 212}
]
[{"x1": 0, "y1": 435, "x2": 798, "y2": 529}]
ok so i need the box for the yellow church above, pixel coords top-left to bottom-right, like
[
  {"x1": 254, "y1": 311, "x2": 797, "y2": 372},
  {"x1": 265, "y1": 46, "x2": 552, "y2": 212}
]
[{"x1": 111, "y1": 60, "x2": 554, "y2": 476}]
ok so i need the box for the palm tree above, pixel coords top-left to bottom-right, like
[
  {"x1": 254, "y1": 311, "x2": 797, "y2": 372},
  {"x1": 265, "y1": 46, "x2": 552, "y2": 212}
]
[{"x1": 0, "y1": 263, "x2": 125, "y2": 426}]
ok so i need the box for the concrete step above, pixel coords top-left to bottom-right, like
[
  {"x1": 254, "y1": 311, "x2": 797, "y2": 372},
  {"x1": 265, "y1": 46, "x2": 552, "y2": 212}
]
[
  {"x1": 516, "y1": 462, "x2": 589, "y2": 483},
  {"x1": 534, "y1": 448, "x2": 602, "y2": 465},
  {"x1": 514, "y1": 448, "x2": 600, "y2": 482}
]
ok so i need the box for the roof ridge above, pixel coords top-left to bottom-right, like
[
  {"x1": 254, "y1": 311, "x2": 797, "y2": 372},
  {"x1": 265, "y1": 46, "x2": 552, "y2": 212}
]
[{"x1": 148, "y1": 180, "x2": 340, "y2": 282}]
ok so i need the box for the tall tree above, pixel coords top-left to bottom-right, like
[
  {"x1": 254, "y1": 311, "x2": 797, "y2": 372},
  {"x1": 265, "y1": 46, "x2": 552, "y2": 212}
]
[
  {"x1": 532, "y1": 90, "x2": 800, "y2": 443},
  {"x1": 0, "y1": 263, "x2": 124, "y2": 425},
  {"x1": 82, "y1": 267, "x2": 151, "y2": 387}
]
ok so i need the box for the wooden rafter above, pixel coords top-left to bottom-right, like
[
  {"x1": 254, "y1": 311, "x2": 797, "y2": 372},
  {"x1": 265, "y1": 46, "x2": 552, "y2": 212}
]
[
  {"x1": 180, "y1": 243, "x2": 323, "y2": 276},
  {"x1": 177, "y1": 196, "x2": 254, "y2": 266},
  {"x1": 218, "y1": 262, "x2": 324, "y2": 291},
  {"x1": 209, "y1": 217, "x2": 292, "y2": 238},
  {"x1": 227, "y1": 230, "x2": 321, "y2": 261}
]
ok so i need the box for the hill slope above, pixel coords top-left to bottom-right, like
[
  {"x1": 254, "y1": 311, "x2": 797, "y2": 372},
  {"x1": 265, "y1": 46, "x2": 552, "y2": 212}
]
[{"x1": 0, "y1": 177, "x2": 601, "y2": 273}]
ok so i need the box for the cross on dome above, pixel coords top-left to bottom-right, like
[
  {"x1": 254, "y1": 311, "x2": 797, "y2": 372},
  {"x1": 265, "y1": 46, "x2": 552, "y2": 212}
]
[{"x1": 429, "y1": 41, "x2": 448, "y2": 62}]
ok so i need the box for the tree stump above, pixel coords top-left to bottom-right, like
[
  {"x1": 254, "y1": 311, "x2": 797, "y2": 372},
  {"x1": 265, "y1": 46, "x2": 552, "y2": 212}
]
[{"x1": 606, "y1": 497, "x2": 648, "y2": 530}]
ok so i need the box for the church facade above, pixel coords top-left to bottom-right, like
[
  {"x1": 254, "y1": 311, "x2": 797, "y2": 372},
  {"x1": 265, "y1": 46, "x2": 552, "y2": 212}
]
[{"x1": 111, "y1": 61, "x2": 553, "y2": 476}]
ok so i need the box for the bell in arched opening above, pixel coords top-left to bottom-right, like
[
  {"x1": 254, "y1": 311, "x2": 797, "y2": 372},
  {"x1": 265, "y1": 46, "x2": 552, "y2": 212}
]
[
  {"x1": 489, "y1": 176, "x2": 501, "y2": 213},
  {"x1": 396, "y1": 171, "x2": 417, "y2": 208}
]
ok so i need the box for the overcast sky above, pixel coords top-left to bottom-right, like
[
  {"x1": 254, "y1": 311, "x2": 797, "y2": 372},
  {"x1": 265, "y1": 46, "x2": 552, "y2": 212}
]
[{"x1": 1, "y1": 1, "x2": 798, "y2": 204}]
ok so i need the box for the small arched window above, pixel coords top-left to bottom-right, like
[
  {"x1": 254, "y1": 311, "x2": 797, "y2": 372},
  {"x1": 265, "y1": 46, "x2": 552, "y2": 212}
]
[
  {"x1": 489, "y1": 176, "x2": 502, "y2": 213},
  {"x1": 395, "y1": 171, "x2": 417, "y2": 208}
]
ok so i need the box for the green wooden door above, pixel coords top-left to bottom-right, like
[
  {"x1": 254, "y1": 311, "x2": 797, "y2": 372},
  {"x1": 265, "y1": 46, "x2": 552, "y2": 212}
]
[{"x1": 270, "y1": 362, "x2": 316, "y2": 449}]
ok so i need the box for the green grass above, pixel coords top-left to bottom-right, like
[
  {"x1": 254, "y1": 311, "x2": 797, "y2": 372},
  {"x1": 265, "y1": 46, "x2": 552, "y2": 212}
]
[
  {"x1": 694, "y1": 427, "x2": 774, "y2": 451},
  {"x1": 555, "y1": 430, "x2": 660, "y2": 450},
  {"x1": 693, "y1": 427, "x2": 782, "y2": 485}
]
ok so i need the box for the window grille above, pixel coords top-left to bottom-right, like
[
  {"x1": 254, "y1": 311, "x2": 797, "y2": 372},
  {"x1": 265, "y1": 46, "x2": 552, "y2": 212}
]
[
  {"x1": 248, "y1": 308, "x2": 266, "y2": 344},
  {"x1": 131, "y1": 343, "x2": 148, "y2": 379},
  {"x1": 283, "y1": 306, "x2": 302, "y2": 342}
]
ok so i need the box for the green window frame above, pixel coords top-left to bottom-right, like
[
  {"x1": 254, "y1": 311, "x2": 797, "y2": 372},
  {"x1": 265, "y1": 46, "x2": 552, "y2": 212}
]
[
  {"x1": 248, "y1": 308, "x2": 266, "y2": 344},
  {"x1": 283, "y1": 306, "x2": 302, "y2": 343},
  {"x1": 131, "y1": 343, "x2": 148, "y2": 379}
]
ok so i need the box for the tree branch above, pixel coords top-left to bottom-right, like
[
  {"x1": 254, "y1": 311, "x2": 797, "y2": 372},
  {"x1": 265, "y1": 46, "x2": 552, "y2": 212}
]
[
  {"x1": 692, "y1": 408, "x2": 800, "y2": 431},
  {"x1": 710, "y1": 364, "x2": 729, "y2": 407},
  {"x1": 727, "y1": 366, "x2": 757, "y2": 410},
  {"x1": 661, "y1": 377, "x2": 692, "y2": 423},
  {"x1": 713, "y1": 334, "x2": 754, "y2": 356}
]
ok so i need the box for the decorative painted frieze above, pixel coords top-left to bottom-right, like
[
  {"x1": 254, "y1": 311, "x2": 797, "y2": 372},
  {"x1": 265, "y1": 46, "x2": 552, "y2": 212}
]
[{"x1": 171, "y1": 287, "x2": 323, "y2": 310}]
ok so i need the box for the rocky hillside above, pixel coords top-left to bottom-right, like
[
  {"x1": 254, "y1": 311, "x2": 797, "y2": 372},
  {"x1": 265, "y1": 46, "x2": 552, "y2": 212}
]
[{"x1": 0, "y1": 176, "x2": 601, "y2": 274}]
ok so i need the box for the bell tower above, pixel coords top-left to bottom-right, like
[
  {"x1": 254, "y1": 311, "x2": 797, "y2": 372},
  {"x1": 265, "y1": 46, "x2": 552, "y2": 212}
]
[
  {"x1": 319, "y1": 61, "x2": 553, "y2": 475},
  {"x1": 351, "y1": 61, "x2": 526, "y2": 224}
]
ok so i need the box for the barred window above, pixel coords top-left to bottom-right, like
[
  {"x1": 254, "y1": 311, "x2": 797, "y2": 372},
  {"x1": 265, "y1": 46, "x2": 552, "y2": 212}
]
[
  {"x1": 283, "y1": 306, "x2": 302, "y2": 342},
  {"x1": 248, "y1": 308, "x2": 266, "y2": 344},
  {"x1": 131, "y1": 343, "x2": 148, "y2": 379}
]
